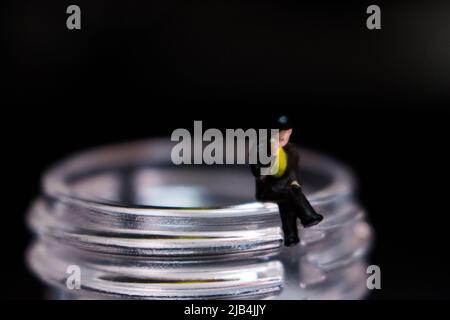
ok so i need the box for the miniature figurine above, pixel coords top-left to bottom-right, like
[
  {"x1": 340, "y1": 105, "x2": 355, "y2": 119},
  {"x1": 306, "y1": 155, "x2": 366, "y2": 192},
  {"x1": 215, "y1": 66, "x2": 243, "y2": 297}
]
[{"x1": 251, "y1": 116, "x2": 323, "y2": 246}]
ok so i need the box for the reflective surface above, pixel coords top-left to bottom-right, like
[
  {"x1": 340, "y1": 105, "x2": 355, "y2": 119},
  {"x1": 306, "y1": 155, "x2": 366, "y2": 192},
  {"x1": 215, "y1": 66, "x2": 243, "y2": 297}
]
[{"x1": 26, "y1": 138, "x2": 373, "y2": 299}]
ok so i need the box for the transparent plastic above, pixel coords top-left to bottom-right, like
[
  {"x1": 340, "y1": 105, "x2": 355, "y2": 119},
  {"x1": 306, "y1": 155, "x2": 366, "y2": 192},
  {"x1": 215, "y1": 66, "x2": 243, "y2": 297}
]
[{"x1": 26, "y1": 138, "x2": 373, "y2": 299}]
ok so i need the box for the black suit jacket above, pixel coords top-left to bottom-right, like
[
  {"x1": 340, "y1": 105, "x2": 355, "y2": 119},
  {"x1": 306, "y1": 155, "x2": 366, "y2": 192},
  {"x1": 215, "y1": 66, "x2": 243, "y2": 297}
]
[{"x1": 250, "y1": 143, "x2": 302, "y2": 202}]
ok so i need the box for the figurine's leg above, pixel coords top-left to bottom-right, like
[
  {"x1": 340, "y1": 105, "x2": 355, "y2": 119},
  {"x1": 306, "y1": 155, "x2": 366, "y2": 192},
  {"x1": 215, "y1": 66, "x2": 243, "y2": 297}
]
[
  {"x1": 292, "y1": 191, "x2": 323, "y2": 228},
  {"x1": 277, "y1": 202, "x2": 300, "y2": 246}
]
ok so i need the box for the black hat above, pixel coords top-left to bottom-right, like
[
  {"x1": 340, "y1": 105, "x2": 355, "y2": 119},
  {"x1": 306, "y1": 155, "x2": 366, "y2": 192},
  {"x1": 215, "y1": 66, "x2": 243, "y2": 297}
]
[{"x1": 274, "y1": 115, "x2": 293, "y2": 130}]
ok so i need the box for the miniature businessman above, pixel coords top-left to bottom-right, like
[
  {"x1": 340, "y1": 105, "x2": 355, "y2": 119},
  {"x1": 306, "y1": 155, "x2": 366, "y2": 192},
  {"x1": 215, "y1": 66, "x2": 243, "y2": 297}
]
[{"x1": 250, "y1": 116, "x2": 323, "y2": 246}]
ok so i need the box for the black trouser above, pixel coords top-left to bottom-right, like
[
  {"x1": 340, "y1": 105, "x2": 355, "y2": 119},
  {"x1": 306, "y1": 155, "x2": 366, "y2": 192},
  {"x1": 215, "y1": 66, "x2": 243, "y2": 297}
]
[
  {"x1": 278, "y1": 201, "x2": 299, "y2": 239},
  {"x1": 277, "y1": 190, "x2": 318, "y2": 239}
]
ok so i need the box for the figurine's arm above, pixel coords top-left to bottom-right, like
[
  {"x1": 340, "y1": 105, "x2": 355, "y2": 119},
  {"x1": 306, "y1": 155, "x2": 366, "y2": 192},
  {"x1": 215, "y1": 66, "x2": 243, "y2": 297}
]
[{"x1": 288, "y1": 148, "x2": 303, "y2": 192}]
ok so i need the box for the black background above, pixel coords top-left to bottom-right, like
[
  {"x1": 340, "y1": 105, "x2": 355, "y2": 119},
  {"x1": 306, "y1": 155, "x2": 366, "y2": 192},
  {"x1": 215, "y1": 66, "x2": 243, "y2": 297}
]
[{"x1": 2, "y1": 0, "x2": 450, "y2": 299}]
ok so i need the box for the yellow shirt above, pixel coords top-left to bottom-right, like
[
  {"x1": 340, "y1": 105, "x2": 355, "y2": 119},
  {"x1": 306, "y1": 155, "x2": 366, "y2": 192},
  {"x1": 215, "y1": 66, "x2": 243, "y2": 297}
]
[{"x1": 271, "y1": 147, "x2": 287, "y2": 178}]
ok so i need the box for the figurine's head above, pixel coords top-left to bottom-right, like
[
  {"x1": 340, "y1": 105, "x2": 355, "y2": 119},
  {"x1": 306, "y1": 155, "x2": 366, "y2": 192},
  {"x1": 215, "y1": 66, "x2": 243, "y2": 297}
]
[
  {"x1": 275, "y1": 115, "x2": 293, "y2": 148},
  {"x1": 278, "y1": 129, "x2": 292, "y2": 147}
]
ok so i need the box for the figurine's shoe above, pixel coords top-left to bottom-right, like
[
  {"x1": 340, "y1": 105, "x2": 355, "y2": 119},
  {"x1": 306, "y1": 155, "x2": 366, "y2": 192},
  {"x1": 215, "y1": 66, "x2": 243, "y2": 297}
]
[
  {"x1": 284, "y1": 234, "x2": 300, "y2": 247},
  {"x1": 301, "y1": 213, "x2": 323, "y2": 228},
  {"x1": 293, "y1": 191, "x2": 324, "y2": 228}
]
